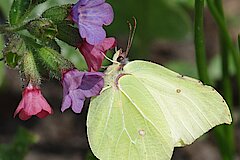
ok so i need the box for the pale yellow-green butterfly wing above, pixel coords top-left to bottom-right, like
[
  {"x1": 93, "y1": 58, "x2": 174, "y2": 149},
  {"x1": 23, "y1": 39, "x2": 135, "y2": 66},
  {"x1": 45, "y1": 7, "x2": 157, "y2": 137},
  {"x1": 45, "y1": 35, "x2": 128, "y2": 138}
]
[
  {"x1": 121, "y1": 60, "x2": 232, "y2": 147},
  {"x1": 87, "y1": 59, "x2": 232, "y2": 160},
  {"x1": 87, "y1": 81, "x2": 174, "y2": 159}
]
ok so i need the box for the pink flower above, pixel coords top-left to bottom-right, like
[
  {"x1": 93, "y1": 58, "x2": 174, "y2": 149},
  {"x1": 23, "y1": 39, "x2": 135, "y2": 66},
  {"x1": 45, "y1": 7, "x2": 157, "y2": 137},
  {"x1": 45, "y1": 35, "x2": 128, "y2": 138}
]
[
  {"x1": 78, "y1": 37, "x2": 116, "y2": 72},
  {"x1": 71, "y1": 0, "x2": 114, "y2": 45},
  {"x1": 14, "y1": 83, "x2": 53, "y2": 120}
]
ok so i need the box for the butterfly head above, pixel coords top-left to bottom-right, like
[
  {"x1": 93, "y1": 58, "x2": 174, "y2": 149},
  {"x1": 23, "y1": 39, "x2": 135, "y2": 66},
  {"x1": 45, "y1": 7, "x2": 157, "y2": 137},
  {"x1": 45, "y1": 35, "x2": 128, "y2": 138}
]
[
  {"x1": 112, "y1": 17, "x2": 136, "y2": 66},
  {"x1": 112, "y1": 49, "x2": 129, "y2": 65}
]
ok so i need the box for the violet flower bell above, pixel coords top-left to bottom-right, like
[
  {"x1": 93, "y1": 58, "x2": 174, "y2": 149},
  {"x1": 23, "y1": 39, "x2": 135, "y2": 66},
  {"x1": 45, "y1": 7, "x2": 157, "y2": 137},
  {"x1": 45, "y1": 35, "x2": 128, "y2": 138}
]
[
  {"x1": 61, "y1": 69, "x2": 104, "y2": 113},
  {"x1": 14, "y1": 83, "x2": 53, "y2": 120},
  {"x1": 71, "y1": 0, "x2": 114, "y2": 45},
  {"x1": 78, "y1": 37, "x2": 116, "y2": 72}
]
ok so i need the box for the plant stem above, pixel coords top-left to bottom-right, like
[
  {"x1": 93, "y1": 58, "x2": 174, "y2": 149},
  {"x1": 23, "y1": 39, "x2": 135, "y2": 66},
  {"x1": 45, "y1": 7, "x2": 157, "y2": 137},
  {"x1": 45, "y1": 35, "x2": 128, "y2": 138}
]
[
  {"x1": 238, "y1": 34, "x2": 240, "y2": 53},
  {"x1": 194, "y1": 0, "x2": 211, "y2": 85},
  {"x1": 207, "y1": 0, "x2": 240, "y2": 101},
  {"x1": 0, "y1": 24, "x2": 26, "y2": 34},
  {"x1": 194, "y1": 0, "x2": 228, "y2": 158},
  {"x1": 209, "y1": 0, "x2": 235, "y2": 159},
  {"x1": 219, "y1": 34, "x2": 235, "y2": 160}
]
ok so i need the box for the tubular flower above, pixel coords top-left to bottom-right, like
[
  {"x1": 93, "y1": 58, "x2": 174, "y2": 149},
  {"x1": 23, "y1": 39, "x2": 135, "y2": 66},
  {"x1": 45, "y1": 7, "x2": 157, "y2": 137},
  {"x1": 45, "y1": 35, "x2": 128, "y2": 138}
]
[
  {"x1": 78, "y1": 37, "x2": 116, "y2": 72},
  {"x1": 71, "y1": 0, "x2": 114, "y2": 45},
  {"x1": 14, "y1": 83, "x2": 53, "y2": 120},
  {"x1": 61, "y1": 69, "x2": 104, "y2": 113}
]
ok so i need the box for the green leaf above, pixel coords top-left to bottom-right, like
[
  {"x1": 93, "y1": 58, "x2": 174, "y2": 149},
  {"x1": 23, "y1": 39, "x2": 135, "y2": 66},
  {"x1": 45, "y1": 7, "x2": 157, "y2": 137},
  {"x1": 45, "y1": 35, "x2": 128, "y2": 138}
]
[
  {"x1": 57, "y1": 40, "x2": 87, "y2": 71},
  {"x1": 0, "y1": 0, "x2": 13, "y2": 17},
  {"x1": 107, "y1": 0, "x2": 191, "y2": 58},
  {"x1": 45, "y1": 40, "x2": 61, "y2": 53},
  {"x1": 32, "y1": 0, "x2": 48, "y2": 5},
  {"x1": 171, "y1": 0, "x2": 195, "y2": 8},
  {"x1": 9, "y1": 0, "x2": 48, "y2": 26},
  {"x1": 42, "y1": 4, "x2": 72, "y2": 23},
  {"x1": 56, "y1": 21, "x2": 82, "y2": 47},
  {"x1": 108, "y1": 0, "x2": 191, "y2": 41},
  {"x1": 9, "y1": 0, "x2": 32, "y2": 26}
]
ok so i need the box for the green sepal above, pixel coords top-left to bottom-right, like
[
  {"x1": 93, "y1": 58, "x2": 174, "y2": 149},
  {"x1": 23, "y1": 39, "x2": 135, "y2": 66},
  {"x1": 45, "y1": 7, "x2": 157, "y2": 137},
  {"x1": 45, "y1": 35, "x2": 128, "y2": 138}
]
[
  {"x1": 37, "y1": 47, "x2": 74, "y2": 79},
  {"x1": 42, "y1": 4, "x2": 72, "y2": 23},
  {"x1": 5, "y1": 52, "x2": 21, "y2": 68},
  {"x1": 3, "y1": 35, "x2": 26, "y2": 68},
  {"x1": 23, "y1": 50, "x2": 41, "y2": 85},
  {"x1": 57, "y1": 21, "x2": 82, "y2": 47},
  {"x1": 26, "y1": 19, "x2": 58, "y2": 40}
]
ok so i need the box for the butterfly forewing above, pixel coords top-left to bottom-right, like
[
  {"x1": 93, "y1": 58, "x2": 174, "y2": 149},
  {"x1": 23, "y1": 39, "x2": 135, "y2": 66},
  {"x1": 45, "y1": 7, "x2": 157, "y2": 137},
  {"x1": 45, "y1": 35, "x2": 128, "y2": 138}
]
[
  {"x1": 122, "y1": 60, "x2": 232, "y2": 146},
  {"x1": 87, "y1": 75, "x2": 174, "y2": 160}
]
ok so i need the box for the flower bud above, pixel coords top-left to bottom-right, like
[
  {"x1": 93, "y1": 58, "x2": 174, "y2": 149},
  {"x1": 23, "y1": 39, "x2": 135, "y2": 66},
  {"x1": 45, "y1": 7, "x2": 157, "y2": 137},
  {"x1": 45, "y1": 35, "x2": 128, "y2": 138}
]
[{"x1": 27, "y1": 19, "x2": 57, "y2": 40}]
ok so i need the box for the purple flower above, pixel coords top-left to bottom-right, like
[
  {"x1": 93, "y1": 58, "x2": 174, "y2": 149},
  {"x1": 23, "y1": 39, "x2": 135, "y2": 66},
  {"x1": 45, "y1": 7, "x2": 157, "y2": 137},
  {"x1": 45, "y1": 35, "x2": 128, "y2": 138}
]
[
  {"x1": 71, "y1": 0, "x2": 114, "y2": 45},
  {"x1": 61, "y1": 69, "x2": 104, "y2": 113}
]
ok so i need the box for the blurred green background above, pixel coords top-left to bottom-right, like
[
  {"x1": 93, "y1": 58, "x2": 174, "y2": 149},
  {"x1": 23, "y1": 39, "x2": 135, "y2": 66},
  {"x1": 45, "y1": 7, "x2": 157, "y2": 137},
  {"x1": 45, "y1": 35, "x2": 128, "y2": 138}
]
[{"x1": 0, "y1": 0, "x2": 239, "y2": 159}]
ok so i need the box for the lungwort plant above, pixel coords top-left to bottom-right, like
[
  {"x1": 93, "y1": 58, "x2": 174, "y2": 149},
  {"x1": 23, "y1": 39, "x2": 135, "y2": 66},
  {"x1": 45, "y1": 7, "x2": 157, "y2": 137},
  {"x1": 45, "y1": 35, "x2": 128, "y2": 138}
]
[{"x1": 0, "y1": 0, "x2": 237, "y2": 159}]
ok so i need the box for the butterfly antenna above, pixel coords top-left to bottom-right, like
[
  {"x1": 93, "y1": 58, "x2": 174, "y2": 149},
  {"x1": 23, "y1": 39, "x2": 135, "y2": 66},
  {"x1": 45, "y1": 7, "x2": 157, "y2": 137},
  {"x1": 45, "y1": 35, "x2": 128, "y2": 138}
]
[
  {"x1": 125, "y1": 17, "x2": 137, "y2": 57},
  {"x1": 100, "y1": 51, "x2": 119, "y2": 64}
]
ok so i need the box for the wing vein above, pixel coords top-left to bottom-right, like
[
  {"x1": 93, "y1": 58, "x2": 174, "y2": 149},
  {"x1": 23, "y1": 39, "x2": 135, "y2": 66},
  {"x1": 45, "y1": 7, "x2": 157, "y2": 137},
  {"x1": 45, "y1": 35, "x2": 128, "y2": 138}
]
[
  {"x1": 96, "y1": 89, "x2": 115, "y2": 154},
  {"x1": 119, "y1": 87, "x2": 171, "y2": 158}
]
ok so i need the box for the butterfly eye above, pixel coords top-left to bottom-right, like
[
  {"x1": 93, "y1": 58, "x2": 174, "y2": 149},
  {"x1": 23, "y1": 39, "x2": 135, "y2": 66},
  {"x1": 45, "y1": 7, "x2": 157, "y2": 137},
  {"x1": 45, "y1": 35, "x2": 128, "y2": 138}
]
[{"x1": 117, "y1": 56, "x2": 124, "y2": 62}]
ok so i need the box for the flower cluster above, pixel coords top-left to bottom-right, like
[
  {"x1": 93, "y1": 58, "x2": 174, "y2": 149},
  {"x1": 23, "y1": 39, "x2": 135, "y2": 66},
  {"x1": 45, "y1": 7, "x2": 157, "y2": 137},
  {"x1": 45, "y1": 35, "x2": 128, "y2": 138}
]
[{"x1": 14, "y1": 0, "x2": 115, "y2": 120}]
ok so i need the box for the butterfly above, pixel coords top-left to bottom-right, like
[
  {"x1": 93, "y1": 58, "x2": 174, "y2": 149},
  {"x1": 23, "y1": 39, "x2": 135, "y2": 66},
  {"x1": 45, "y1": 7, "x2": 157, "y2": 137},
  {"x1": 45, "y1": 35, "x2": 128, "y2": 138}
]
[{"x1": 86, "y1": 19, "x2": 232, "y2": 160}]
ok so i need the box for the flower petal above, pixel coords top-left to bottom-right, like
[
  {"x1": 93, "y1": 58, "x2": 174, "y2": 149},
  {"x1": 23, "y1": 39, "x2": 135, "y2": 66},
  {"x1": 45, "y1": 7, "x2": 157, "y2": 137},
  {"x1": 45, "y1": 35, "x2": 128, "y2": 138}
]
[
  {"x1": 62, "y1": 69, "x2": 84, "y2": 91},
  {"x1": 70, "y1": 90, "x2": 85, "y2": 113},
  {"x1": 72, "y1": 0, "x2": 114, "y2": 45},
  {"x1": 19, "y1": 110, "x2": 31, "y2": 120},
  {"x1": 80, "y1": 72, "x2": 104, "y2": 97},
  {"x1": 61, "y1": 94, "x2": 72, "y2": 112},
  {"x1": 36, "y1": 110, "x2": 50, "y2": 119},
  {"x1": 14, "y1": 83, "x2": 53, "y2": 120},
  {"x1": 61, "y1": 70, "x2": 104, "y2": 113},
  {"x1": 14, "y1": 99, "x2": 24, "y2": 117},
  {"x1": 78, "y1": 24, "x2": 106, "y2": 45},
  {"x1": 79, "y1": 37, "x2": 116, "y2": 71}
]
